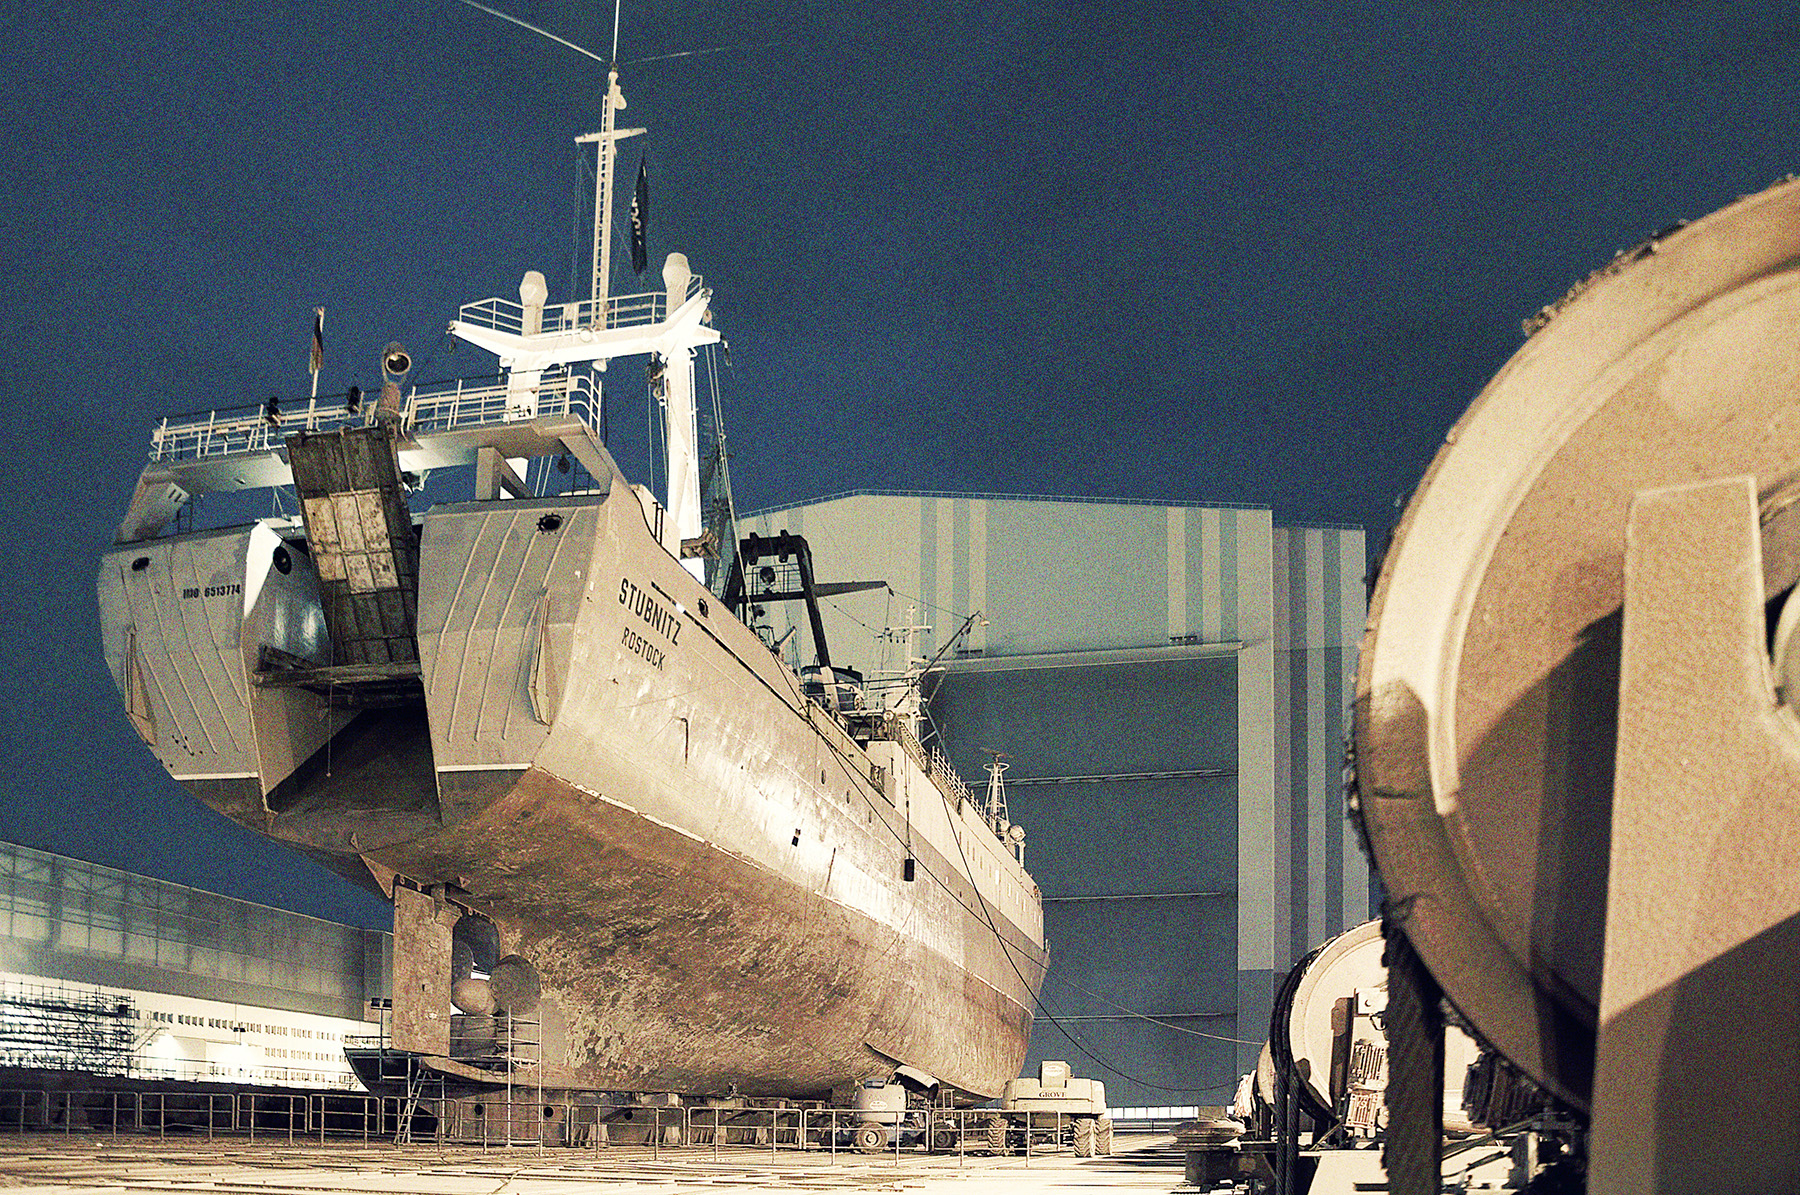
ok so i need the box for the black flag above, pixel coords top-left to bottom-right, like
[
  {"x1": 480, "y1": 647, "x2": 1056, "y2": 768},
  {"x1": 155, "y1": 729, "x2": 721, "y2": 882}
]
[{"x1": 629, "y1": 159, "x2": 648, "y2": 275}]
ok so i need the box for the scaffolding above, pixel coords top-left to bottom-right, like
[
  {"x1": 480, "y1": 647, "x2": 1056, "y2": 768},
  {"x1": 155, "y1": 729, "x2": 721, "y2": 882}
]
[
  {"x1": 350, "y1": 1009, "x2": 543, "y2": 1146},
  {"x1": 0, "y1": 980, "x2": 134, "y2": 1075},
  {"x1": 450, "y1": 1012, "x2": 542, "y2": 1146}
]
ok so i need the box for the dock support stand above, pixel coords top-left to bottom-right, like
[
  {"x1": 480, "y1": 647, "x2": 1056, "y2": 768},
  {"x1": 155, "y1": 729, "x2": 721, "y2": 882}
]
[
  {"x1": 1381, "y1": 920, "x2": 1442, "y2": 1195},
  {"x1": 1592, "y1": 477, "x2": 1800, "y2": 1193}
]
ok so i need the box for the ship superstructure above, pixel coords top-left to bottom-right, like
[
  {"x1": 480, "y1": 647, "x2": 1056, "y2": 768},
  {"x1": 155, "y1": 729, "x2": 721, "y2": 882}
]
[{"x1": 96, "y1": 65, "x2": 1045, "y2": 1103}]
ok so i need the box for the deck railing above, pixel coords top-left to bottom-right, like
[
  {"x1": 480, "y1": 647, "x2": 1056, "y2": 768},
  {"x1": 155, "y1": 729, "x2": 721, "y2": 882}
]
[
  {"x1": 146, "y1": 374, "x2": 601, "y2": 463},
  {"x1": 454, "y1": 275, "x2": 704, "y2": 338},
  {"x1": 407, "y1": 374, "x2": 599, "y2": 438},
  {"x1": 854, "y1": 711, "x2": 981, "y2": 818},
  {"x1": 928, "y1": 744, "x2": 975, "y2": 813}
]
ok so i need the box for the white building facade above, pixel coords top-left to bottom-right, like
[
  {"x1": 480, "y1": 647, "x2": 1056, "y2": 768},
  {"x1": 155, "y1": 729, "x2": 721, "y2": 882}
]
[{"x1": 0, "y1": 842, "x2": 385, "y2": 1088}]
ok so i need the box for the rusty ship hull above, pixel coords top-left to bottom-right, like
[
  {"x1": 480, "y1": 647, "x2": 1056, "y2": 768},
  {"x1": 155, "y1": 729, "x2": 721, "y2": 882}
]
[{"x1": 98, "y1": 434, "x2": 1045, "y2": 1101}]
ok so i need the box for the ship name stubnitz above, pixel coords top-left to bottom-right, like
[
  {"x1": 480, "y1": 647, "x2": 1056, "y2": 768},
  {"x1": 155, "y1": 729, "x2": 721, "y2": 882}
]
[{"x1": 619, "y1": 578, "x2": 680, "y2": 669}]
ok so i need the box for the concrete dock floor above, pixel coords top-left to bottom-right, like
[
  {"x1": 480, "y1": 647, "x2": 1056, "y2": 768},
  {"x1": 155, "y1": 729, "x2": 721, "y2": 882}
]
[{"x1": 0, "y1": 1133, "x2": 1191, "y2": 1193}]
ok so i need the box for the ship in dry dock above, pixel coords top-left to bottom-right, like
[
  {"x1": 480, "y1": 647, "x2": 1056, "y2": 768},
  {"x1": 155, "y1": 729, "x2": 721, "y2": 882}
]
[{"x1": 95, "y1": 61, "x2": 1046, "y2": 1105}]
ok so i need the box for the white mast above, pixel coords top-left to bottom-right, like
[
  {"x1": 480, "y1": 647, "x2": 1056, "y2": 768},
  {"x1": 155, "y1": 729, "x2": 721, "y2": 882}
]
[
  {"x1": 574, "y1": 67, "x2": 641, "y2": 321},
  {"x1": 878, "y1": 607, "x2": 932, "y2": 728},
  {"x1": 445, "y1": 59, "x2": 719, "y2": 581},
  {"x1": 984, "y1": 753, "x2": 1011, "y2": 834},
  {"x1": 659, "y1": 253, "x2": 704, "y2": 581}
]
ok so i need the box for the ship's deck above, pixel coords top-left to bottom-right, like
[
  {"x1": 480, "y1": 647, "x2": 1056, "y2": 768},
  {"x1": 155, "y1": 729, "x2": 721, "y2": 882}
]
[
  {"x1": 145, "y1": 372, "x2": 602, "y2": 464},
  {"x1": 142, "y1": 276, "x2": 703, "y2": 466}
]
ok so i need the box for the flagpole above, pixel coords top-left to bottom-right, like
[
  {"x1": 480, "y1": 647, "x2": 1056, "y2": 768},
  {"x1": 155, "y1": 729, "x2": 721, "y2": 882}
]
[
  {"x1": 309, "y1": 307, "x2": 325, "y2": 399},
  {"x1": 629, "y1": 159, "x2": 648, "y2": 275}
]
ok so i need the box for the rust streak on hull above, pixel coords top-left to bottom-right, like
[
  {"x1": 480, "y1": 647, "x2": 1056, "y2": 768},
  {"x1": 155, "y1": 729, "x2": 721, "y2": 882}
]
[{"x1": 378, "y1": 763, "x2": 1039, "y2": 1098}]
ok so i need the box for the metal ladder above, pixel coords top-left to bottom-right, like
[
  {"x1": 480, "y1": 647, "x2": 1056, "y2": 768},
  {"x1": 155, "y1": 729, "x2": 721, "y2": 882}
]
[
  {"x1": 499, "y1": 1013, "x2": 543, "y2": 1146},
  {"x1": 394, "y1": 1061, "x2": 443, "y2": 1146}
]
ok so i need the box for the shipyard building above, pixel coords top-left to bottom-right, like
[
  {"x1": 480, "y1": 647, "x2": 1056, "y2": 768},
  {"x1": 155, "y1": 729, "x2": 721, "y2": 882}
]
[
  {"x1": 0, "y1": 841, "x2": 385, "y2": 1088},
  {"x1": 742, "y1": 492, "x2": 1370, "y2": 1110}
]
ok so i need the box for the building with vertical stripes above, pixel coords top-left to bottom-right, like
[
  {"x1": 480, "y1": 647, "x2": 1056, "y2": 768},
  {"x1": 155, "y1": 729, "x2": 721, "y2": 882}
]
[{"x1": 740, "y1": 492, "x2": 1371, "y2": 1108}]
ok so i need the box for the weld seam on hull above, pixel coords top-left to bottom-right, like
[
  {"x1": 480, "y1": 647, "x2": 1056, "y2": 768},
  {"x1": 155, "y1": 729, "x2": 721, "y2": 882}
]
[{"x1": 558, "y1": 774, "x2": 711, "y2": 846}]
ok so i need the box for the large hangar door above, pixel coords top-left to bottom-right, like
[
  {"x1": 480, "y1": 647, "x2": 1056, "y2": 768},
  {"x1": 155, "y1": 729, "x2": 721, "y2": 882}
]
[{"x1": 928, "y1": 651, "x2": 1242, "y2": 1108}]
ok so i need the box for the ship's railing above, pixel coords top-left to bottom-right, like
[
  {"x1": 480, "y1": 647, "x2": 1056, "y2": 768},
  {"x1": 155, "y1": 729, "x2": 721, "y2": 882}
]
[
  {"x1": 146, "y1": 373, "x2": 601, "y2": 463},
  {"x1": 407, "y1": 373, "x2": 599, "y2": 437},
  {"x1": 928, "y1": 744, "x2": 975, "y2": 812},
  {"x1": 455, "y1": 275, "x2": 704, "y2": 338},
  {"x1": 149, "y1": 395, "x2": 372, "y2": 461},
  {"x1": 851, "y1": 710, "x2": 979, "y2": 816}
]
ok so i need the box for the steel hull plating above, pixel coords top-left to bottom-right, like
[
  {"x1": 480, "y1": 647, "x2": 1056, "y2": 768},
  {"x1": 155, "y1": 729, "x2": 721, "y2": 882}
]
[
  {"x1": 99, "y1": 461, "x2": 1044, "y2": 1100},
  {"x1": 383, "y1": 765, "x2": 1036, "y2": 1096}
]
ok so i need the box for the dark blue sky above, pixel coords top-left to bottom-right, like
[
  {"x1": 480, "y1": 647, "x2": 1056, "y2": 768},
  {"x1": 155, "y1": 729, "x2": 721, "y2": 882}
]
[{"x1": 2, "y1": 0, "x2": 1796, "y2": 928}]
